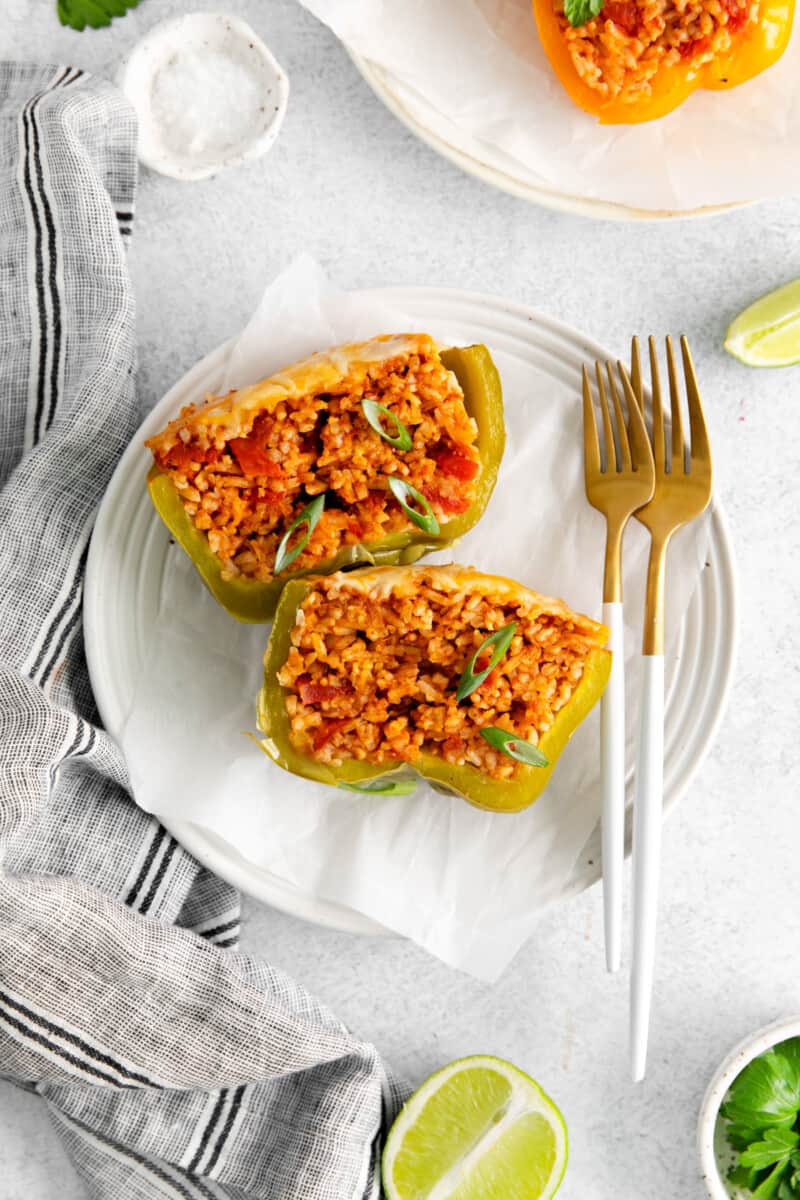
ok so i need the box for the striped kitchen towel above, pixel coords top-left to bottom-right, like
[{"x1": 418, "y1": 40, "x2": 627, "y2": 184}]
[{"x1": 0, "y1": 62, "x2": 404, "y2": 1200}]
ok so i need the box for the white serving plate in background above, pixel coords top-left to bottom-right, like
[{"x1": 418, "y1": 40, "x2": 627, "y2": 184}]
[{"x1": 348, "y1": 54, "x2": 748, "y2": 223}]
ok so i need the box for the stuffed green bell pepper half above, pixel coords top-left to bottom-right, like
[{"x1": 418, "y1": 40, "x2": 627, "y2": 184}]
[
  {"x1": 146, "y1": 333, "x2": 505, "y2": 622},
  {"x1": 256, "y1": 565, "x2": 611, "y2": 813}
]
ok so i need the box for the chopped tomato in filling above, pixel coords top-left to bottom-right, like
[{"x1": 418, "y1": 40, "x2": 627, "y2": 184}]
[
  {"x1": 297, "y1": 675, "x2": 351, "y2": 706},
  {"x1": 723, "y1": 0, "x2": 749, "y2": 31},
  {"x1": 423, "y1": 486, "x2": 471, "y2": 515},
  {"x1": 432, "y1": 446, "x2": 480, "y2": 481},
  {"x1": 313, "y1": 719, "x2": 351, "y2": 751},
  {"x1": 228, "y1": 437, "x2": 285, "y2": 479},
  {"x1": 603, "y1": 2, "x2": 640, "y2": 34}
]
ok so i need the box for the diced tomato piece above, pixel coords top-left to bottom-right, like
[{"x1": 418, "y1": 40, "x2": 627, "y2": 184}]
[
  {"x1": 163, "y1": 443, "x2": 197, "y2": 470},
  {"x1": 722, "y1": 0, "x2": 749, "y2": 31},
  {"x1": 442, "y1": 735, "x2": 466, "y2": 758},
  {"x1": 312, "y1": 718, "x2": 350, "y2": 751},
  {"x1": 679, "y1": 34, "x2": 712, "y2": 56},
  {"x1": 432, "y1": 446, "x2": 480, "y2": 481},
  {"x1": 228, "y1": 437, "x2": 285, "y2": 479},
  {"x1": 423, "y1": 486, "x2": 471, "y2": 516},
  {"x1": 603, "y1": 2, "x2": 640, "y2": 34},
  {"x1": 347, "y1": 518, "x2": 364, "y2": 539},
  {"x1": 297, "y1": 675, "x2": 350, "y2": 706},
  {"x1": 243, "y1": 487, "x2": 282, "y2": 506}
]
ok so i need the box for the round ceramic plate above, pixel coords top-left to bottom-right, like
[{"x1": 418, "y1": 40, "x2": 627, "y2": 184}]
[
  {"x1": 349, "y1": 53, "x2": 748, "y2": 222},
  {"x1": 85, "y1": 287, "x2": 737, "y2": 936}
]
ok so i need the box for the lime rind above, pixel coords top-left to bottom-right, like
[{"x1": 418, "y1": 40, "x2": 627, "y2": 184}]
[
  {"x1": 724, "y1": 278, "x2": 800, "y2": 368},
  {"x1": 382, "y1": 1054, "x2": 568, "y2": 1200}
]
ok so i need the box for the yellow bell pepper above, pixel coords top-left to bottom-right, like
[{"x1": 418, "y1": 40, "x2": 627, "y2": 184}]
[{"x1": 533, "y1": 0, "x2": 794, "y2": 124}]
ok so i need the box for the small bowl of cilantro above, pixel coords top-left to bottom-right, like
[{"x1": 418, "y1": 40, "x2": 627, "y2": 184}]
[{"x1": 699, "y1": 1018, "x2": 800, "y2": 1200}]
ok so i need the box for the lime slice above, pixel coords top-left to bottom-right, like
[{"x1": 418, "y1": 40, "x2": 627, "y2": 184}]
[
  {"x1": 382, "y1": 1055, "x2": 567, "y2": 1200},
  {"x1": 724, "y1": 279, "x2": 800, "y2": 367}
]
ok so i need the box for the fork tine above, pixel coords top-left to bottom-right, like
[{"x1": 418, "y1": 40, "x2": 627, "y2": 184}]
[
  {"x1": 665, "y1": 336, "x2": 686, "y2": 474},
  {"x1": 582, "y1": 365, "x2": 601, "y2": 476},
  {"x1": 679, "y1": 336, "x2": 711, "y2": 474},
  {"x1": 595, "y1": 361, "x2": 617, "y2": 472},
  {"x1": 605, "y1": 362, "x2": 632, "y2": 471},
  {"x1": 616, "y1": 362, "x2": 654, "y2": 478},
  {"x1": 630, "y1": 336, "x2": 643, "y2": 410},
  {"x1": 648, "y1": 336, "x2": 666, "y2": 475}
]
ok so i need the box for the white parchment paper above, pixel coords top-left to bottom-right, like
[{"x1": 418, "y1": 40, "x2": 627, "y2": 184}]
[
  {"x1": 121, "y1": 256, "x2": 709, "y2": 978},
  {"x1": 298, "y1": 0, "x2": 800, "y2": 211}
]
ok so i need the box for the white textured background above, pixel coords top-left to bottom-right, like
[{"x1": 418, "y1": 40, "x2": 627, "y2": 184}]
[{"x1": 4, "y1": 1, "x2": 800, "y2": 1198}]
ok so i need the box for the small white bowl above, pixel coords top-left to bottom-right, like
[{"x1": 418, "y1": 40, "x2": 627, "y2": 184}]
[
  {"x1": 698, "y1": 1016, "x2": 800, "y2": 1199},
  {"x1": 118, "y1": 12, "x2": 289, "y2": 181}
]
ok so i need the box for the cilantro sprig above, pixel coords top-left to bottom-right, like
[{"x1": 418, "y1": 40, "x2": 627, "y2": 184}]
[
  {"x1": 722, "y1": 1039, "x2": 800, "y2": 1199},
  {"x1": 564, "y1": 0, "x2": 605, "y2": 27},
  {"x1": 57, "y1": 0, "x2": 141, "y2": 31}
]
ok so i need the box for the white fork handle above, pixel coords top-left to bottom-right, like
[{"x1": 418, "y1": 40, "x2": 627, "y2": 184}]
[
  {"x1": 601, "y1": 601, "x2": 625, "y2": 974},
  {"x1": 630, "y1": 654, "x2": 665, "y2": 1083}
]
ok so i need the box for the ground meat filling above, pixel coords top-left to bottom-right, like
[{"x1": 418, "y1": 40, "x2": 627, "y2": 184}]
[
  {"x1": 147, "y1": 339, "x2": 479, "y2": 582},
  {"x1": 277, "y1": 572, "x2": 607, "y2": 781},
  {"x1": 562, "y1": 0, "x2": 757, "y2": 103}
]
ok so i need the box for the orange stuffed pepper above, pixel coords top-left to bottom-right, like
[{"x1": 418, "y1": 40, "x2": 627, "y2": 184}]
[{"x1": 533, "y1": 0, "x2": 794, "y2": 123}]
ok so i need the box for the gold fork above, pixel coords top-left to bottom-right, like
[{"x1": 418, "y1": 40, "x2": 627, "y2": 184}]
[
  {"x1": 582, "y1": 362, "x2": 655, "y2": 975},
  {"x1": 628, "y1": 335, "x2": 713, "y2": 1081}
]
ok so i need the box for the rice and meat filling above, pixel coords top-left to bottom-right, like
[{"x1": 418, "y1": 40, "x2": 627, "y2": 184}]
[
  {"x1": 277, "y1": 571, "x2": 608, "y2": 780},
  {"x1": 146, "y1": 335, "x2": 479, "y2": 583},
  {"x1": 562, "y1": 0, "x2": 757, "y2": 103}
]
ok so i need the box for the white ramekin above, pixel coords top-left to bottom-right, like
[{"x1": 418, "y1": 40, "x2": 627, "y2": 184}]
[
  {"x1": 118, "y1": 12, "x2": 289, "y2": 181},
  {"x1": 698, "y1": 1016, "x2": 800, "y2": 1199}
]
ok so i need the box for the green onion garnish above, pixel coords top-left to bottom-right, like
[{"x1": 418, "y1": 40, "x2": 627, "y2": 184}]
[
  {"x1": 338, "y1": 779, "x2": 417, "y2": 797},
  {"x1": 361, "y1": 399, "x2": 413, "y2": 451},
  {"x1": 456, "y1": 622, "x2": 518, "y2": 703},
  {"x1": 274, "y1": 493, "x2": 326, "y2": 574},
  {"x1": 480, "y1": 726, "x2": 549, "y2": 767},
  {"x1": 388, "y1": 476, "x2": 440, "y2": 536}
]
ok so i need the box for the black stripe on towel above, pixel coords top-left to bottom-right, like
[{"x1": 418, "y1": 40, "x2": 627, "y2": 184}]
[
  {"x1": 0, "y1": 989, "x2": 156, "y2": 1087},
  {"x1": 187, "y1": 1090, "x2": 228, "y2": 1174},
  {"x1": 204, "y1": 1085, "x2": 246, "y2": 1175},
  {"x1": 125, "y1": 826, "x2": 169, "y2": 907}
]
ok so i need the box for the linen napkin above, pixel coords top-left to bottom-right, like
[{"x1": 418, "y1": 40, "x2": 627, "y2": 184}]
[{"x1": 0, "y1": 62, "x2": 403, "y2": 1200}]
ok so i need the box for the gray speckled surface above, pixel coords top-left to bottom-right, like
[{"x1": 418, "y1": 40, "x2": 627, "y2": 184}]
[{"x1": 4, "y1": 1, "x2": 800, "y2": 1197}]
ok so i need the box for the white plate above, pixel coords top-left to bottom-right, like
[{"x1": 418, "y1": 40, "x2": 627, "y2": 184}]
[
  {"x1": 85, "y1": 287, "x2": 737, "y2": 936},
  {"x1": 349, "y1": 54, "x2": 748, "y2": 223}
]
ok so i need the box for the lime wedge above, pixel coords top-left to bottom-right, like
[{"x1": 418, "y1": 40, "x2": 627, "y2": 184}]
[
  {"x1": 724, "y1": 279, "x2": 800, "y2": 367},
  {"x1": 382, "y1": 1055, "x2": 567, "y2": 1200}
]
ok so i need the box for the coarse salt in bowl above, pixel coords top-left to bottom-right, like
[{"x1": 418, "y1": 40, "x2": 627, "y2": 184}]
[{"x1": 118, "y1": 12, "x2": 289, "y2": 181}]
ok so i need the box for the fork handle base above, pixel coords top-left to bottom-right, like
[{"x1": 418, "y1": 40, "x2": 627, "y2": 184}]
[
  {"x1": 601, "y1": 601, "x2": 625, "y2": 974},
  {"x1": 630, "y1": 653, "x2": 665, "y2": 1083}
]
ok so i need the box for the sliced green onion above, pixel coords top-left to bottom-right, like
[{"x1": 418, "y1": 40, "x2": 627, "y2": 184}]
[
  {"x1": 456, "y1": 622, "x2": 518, "y2": 703},
  {"x1": 274, "y1": 493, "x2": 326, "y2": 575},
  {"x1": 480, "y1": 726, "x2": 549, "y2": 767},
  {"x1": 361, "y1": 399, "x2": 413, "y2": 451},
  {"x1": 388, "y1": 476, "x2": 440, "y2": 536},
  {"x1": 338, "y1": 779, "x2": 417, "y2": 797}
]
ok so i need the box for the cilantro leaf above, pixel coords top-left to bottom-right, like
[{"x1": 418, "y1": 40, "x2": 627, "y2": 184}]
[
  {"x1": 741, "y1": 1128, "x2": 800, "y2": 1170},
  {"x1": 56, "y1": 0, "x2": 140, "y2": 31},
  {"x1": 722, "y1": 1050, "x2": 800, "y2": 1138},
  {"x1": 777, "y1": 1170, "x2": 800, "y2": 1200},
  {"x1": 563, "y1": 0, "x2": 605, "y2": 27},
  {"x1": 730, "y1": 1163, "x2": 760, "y2": 1190},
  {"x1": 752, "y1": 1161, "x2": 791, "y2": 1200}
]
